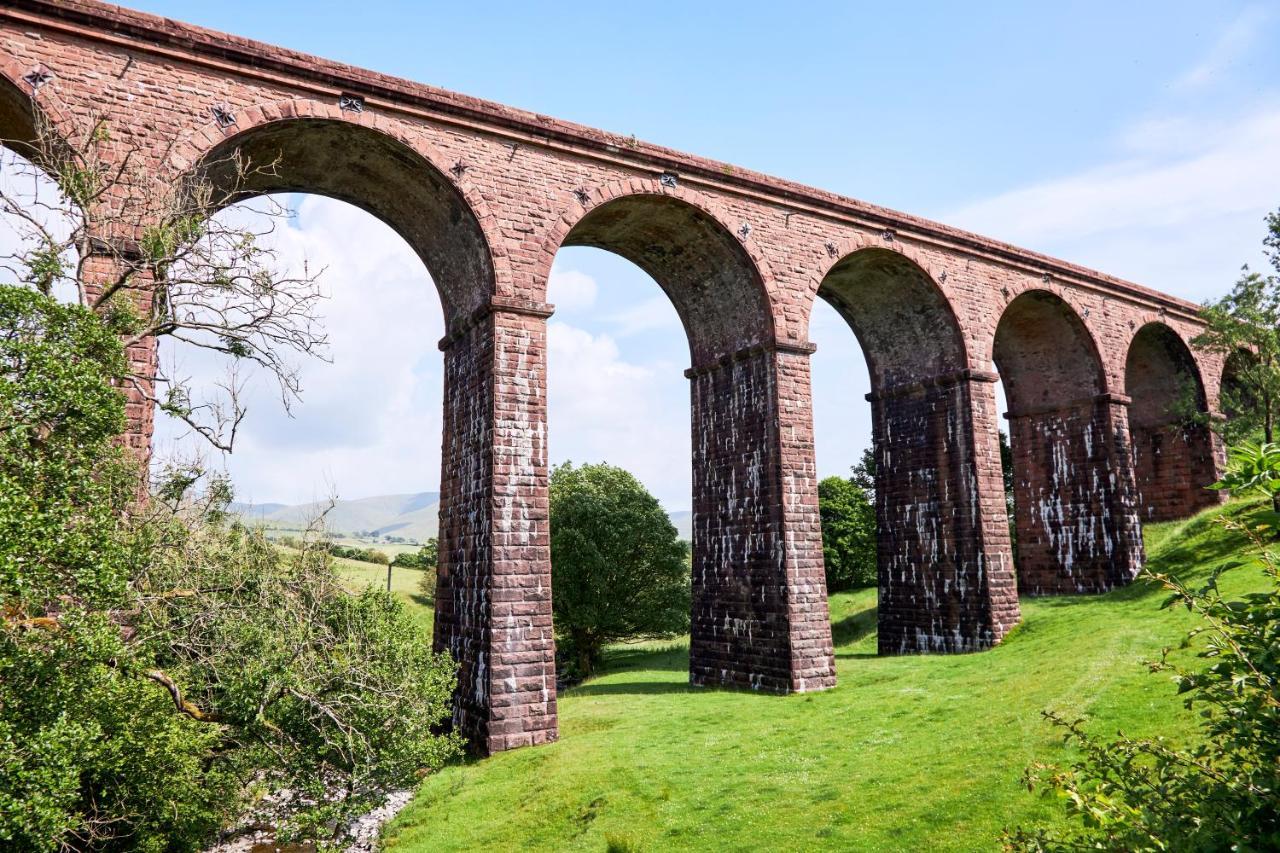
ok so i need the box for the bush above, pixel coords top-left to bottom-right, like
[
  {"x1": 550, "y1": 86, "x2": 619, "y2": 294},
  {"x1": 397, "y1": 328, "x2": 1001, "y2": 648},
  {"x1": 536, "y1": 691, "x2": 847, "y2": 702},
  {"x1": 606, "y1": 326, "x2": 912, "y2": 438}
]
[
  {"x1": 328, "y1": 543, "x2": 390, "y2": 565},
  {"x1": 0, "y1": 286, "x2": 461, "y2": 850},
  {"x1": 550, "y1": 463, "x2": 689, "y2": 678},
  {"x1": 398, "y1": 539, "x2": 440, "y2": 603},
  {"x1": 1005, "y1": 442, "x2": 1280, "y2": 851},
  {"x1": 818, "y1": 476, "x2": 877, "y2": 591},
  {"x1": 394, "y1": 538, "x2": 438, "y2": 570}
]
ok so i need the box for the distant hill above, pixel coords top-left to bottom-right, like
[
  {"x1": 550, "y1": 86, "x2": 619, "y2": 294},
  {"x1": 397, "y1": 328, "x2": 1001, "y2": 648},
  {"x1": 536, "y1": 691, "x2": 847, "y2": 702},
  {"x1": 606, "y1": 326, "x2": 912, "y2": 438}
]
[
  {"x1": 230, "y1": 491, "x2": 442, "y2": 541},
  {"x1": 232, "y1": 492, "x2": 694, "y2": 542},
  {"x1": 668, "y1": 510, "x2": 693, "y2": 542}
]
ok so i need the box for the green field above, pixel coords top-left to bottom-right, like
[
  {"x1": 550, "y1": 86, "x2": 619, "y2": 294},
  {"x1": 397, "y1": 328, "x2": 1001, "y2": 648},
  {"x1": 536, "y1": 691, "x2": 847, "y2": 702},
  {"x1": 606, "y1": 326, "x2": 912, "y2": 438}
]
[
  {"x1": 331, "y1": 553, "x2": 435, "y2": 634},
  {"x1": 376, "y1": 498, "x2": 1268, "y2": 852}
]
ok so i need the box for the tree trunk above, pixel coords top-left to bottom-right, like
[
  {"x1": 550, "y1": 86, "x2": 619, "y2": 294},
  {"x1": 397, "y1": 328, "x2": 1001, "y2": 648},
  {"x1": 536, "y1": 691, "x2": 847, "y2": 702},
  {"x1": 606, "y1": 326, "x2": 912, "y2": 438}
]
[{"x1": 577, "y1": 641, "x2": 594, "y2": 678}]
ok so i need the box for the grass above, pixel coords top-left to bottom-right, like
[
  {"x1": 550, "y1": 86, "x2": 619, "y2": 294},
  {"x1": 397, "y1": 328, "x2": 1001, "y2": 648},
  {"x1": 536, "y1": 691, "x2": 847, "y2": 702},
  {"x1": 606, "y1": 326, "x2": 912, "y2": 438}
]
[
  {"x1": 380, "y1": 497, "x2": 1272, "y2": 852},
  {"x1": 329, "y1": 536, "x2": 425, "y2": 559}
]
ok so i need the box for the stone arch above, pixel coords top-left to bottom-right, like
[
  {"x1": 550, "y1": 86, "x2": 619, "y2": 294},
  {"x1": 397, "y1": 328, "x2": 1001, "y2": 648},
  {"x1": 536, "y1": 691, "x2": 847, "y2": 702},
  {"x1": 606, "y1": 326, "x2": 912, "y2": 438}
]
[
  {"x1": 1124, "y1": 322, "x2": 1221, "y2": 521},
  {"x1": 812, "y1": 237, "x2": 1019, "y2": 654},
  {"x1": 170, "y1": 100, "x2": 501, "y2": 328},
  {"x1": 814, "y1": 240, "x2": 967, "y2": 388},
  {"x1": 0, "y1": 57, "x2": 77, "y2": 158},
  {"x1": 540, "y1": 180, "x2": 775, "y2": 366},
  {"x1": 1126, "y1": 322, "x2": 1206, "y2": 424},
  {"x1": 993, "y1": 290, "x2": 1105, "y2": 415},
  {"x1": 539, "y1": 181, "x2": 836, "y2": 694},
  {"x1": 993, "y1": 289, "x2": 1142, "y2": 595}
]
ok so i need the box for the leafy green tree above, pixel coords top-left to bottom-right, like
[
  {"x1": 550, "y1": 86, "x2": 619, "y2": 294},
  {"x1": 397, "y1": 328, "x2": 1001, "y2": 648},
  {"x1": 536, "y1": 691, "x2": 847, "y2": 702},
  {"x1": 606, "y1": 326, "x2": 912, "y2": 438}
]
[
  {"x1": 407, "y1": 539, "x2": 440, "y2": 602},
  {"x1": 0, "y1": 285, "x2": 461, "y2": 850},
  {"x1": 1006, "y1": 441, "x2": 1280, "y2": 851},
  {"x1": 0, "y1": 105, "x2": 463, "y2": 845},
  {"x1": 850, "y1": 447, "x2": 876, "y2": 499},
  {"x1": 1192, "y1": 210, "x2": 1280, "y2": 453},
  {"x1": 549, "y1": 463, "x2": 689, "y2": 677},
  {"x1": 396, "y1": 538, "x2": 438, "y2": 570},
  {"x1": 818, "y1": 476, "x2": 877, "y2": 591}
]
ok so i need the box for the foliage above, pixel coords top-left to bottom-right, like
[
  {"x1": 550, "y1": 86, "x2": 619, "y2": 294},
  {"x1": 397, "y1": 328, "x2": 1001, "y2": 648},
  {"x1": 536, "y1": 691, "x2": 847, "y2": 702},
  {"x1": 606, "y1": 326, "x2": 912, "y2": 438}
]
[
  {"x1": 549, "y1": 463, "x2": 689, "y2": 678},
  {"x1": 0, "y1": 109, "x2": 328, "y2": 451},
  {"x1": 328, "y1": 542, "x2": 391, "y2": 565},
  {"x1": 849, "y1": 446, "x2": 876, "y2": 499},
  {"x1": 1191, "y1": 208, "x2": 1280, "y2": 453},
  {"x1": 818, "y1": 476, "x2": 877, "y2": 591},
  {"x1": 139, "y1": 513, "x2": 461, "y2": 844},
  {"x1": 0, "y1": 286, "x2": 460, "y2": 851},
  {"x1": 1006, "y1": 442, "x2": 1280, "y2": 852},
  {"x1": 386, "y1": 500, "x2": 1272, "y2": 851},
  {"x1": 394, "y1": 539, "x2": 438, "y2": 570},
  {"x1": 396, "y1": 539, "x2": 439, "y2": 602}
]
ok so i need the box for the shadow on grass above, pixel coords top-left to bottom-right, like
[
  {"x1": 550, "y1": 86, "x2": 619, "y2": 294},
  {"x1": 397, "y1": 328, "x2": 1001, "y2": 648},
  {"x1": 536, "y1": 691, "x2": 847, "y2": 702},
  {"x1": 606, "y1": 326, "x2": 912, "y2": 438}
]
[
  {"x1": 599, "y1": 643, "x2": 690, "y2": 673},
  {"x1": 831, "y1": 604, "x2": 877, "y2": 648},
  {"x1": 566, "y1": 679, "x2": 695, "y2": 697},
  {"x1": 410, "y1": 593, "x2": 436, "y2": 610}
]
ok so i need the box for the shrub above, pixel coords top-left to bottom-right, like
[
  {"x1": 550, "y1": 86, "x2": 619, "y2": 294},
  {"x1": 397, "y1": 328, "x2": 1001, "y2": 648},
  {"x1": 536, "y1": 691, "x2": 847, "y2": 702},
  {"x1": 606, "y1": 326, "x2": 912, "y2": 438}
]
[
  {"x1": 1005, "y1": 442, "x2": 1280, "y2": 851},
  {"x1": 0, "y1": 286, "x2": 461, "y2": 850}
]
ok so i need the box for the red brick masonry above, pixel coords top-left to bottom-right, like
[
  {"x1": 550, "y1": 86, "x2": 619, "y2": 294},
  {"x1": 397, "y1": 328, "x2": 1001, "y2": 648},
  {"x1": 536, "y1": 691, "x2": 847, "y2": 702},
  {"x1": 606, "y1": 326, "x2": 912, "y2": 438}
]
[{"x1": 0, "y1": 0, "x2": 1227, "y2": 753}]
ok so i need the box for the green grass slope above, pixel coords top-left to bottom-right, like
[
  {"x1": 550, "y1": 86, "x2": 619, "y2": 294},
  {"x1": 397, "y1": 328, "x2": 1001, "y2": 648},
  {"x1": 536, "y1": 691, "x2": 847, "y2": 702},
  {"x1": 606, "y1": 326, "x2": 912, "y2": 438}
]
[{"x1": 383, "y1": 498, "x2": 1270, "y2": 852}]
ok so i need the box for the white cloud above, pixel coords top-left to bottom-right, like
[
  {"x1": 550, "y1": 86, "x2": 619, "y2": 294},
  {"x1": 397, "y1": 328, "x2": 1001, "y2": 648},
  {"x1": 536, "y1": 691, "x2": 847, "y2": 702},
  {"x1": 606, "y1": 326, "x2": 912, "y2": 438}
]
[
  {"x1": 547, "y1": 265, "x2": 597, "y2": 312},
  {"x1": 545, "y1": 320, "x2": 691, "y2": 508},
  {"x1": 945, "y1": 105, "x2": 1280, "y2": 301},
  {"x1": 1174, "y1": 5, "x2": 1271, "y2": 92},
  {"x1": 604, "y1": 293, "x2": 684, "y2": 338},
  {"x1": 153, "y1": 194, "x2": 445, "y2": 505}
]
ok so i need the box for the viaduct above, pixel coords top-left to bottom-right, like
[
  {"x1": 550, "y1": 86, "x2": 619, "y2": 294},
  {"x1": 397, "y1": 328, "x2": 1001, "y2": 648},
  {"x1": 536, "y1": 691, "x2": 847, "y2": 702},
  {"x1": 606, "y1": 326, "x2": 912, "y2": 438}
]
[{"x1": 0, "y1": 0, "x2": 1229, "y2": 754}]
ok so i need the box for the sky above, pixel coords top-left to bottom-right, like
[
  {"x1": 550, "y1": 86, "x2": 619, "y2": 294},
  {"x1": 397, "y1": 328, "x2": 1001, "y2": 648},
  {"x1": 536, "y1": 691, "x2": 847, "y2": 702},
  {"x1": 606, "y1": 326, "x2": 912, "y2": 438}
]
[{"x1": 112, "y1": 1, "x2": 1280, "y2": 509}]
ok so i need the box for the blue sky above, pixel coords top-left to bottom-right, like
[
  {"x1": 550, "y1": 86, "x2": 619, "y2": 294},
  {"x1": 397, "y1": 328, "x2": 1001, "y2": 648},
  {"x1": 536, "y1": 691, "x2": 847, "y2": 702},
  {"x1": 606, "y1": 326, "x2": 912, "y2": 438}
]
[{"x1": 138, "y1": 1, "x2": 1280, "y2": 510}]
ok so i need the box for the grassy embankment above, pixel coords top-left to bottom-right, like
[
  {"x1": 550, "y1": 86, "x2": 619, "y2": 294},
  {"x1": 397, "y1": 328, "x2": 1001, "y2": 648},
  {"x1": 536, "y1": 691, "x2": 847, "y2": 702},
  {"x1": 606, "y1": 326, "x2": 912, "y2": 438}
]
[{"x1": 373, "y1": 498, "x2": 1268, "y2": 851}]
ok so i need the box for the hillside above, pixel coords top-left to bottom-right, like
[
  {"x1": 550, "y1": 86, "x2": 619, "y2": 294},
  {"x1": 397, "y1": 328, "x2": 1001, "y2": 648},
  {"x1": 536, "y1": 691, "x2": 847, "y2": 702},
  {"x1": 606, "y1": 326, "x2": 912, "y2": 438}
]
[
  {"x1": 231, "y1": 491, "x2": 443, "y2": 540},
  {"x1": 383, "y1": 498, "x2": 1269, "y2": 851},
  {"x1": 234, "y1": 492, "x2": 694, "y2": 542}
]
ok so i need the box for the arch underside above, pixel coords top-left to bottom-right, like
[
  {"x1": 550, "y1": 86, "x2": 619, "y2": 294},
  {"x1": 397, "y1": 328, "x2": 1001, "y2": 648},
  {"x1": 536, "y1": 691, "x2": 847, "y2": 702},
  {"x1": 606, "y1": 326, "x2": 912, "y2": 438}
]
[
  {"x1": 817, "y1": 248, "x2": 965, "y2": 388},
  {"x1": 562, "y1": 194, "x2": 771, "y2": 366},
  {"x1": 200, "y1": 118, "x2": 493, "y2": 326},
  {"x1": 0, "y1": 74, "x2": 40, "y2": 157},
  {"x1": 1125, "y1": 323, "x2": 1221, "y2": 521},
  {"x1": 994, "y1": 291, "x2": 1142, "y2": 595},
  {"x1": 993, "y1": 291, "x2": 1102, "y2": 416}
]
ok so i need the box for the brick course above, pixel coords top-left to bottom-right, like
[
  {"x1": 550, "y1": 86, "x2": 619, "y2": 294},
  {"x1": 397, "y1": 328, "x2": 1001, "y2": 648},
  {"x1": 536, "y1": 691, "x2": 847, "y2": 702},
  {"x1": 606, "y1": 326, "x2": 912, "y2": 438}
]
[{"x1": 0, "y1": 0, "x2": 1226, "y2": 753}]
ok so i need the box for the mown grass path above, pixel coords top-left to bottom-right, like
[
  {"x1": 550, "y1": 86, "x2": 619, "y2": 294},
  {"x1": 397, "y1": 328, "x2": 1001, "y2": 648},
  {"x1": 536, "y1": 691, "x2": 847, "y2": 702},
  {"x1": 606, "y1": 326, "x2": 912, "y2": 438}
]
[{"x1": 383, "y1": 500, "x2": 1266, "y2": 851}]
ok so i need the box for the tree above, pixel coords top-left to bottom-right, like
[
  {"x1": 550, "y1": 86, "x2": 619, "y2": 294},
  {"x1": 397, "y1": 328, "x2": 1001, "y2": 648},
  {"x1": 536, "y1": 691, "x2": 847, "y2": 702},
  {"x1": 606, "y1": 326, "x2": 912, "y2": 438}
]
[
  {"x1": 1005, "y1": 442, "x2": 1280, "y2": 851},
  {"x1": 1192, "y1": 210, "x2": 1280, "y2": 446},
  {"x1": 0, "y1": 103, "x2": 460, "y2": 849},
  {"x1": 849, "y1": 447, "x2": 876, "y2": 499},
  {"x1": 395, "y1": 539, "x2": 439, "y2": 570},
  {"x1": 817, "y1": 476, "x2": 877, "y2": 591},
  {"x1": 403, "y1": 539, "x2": 440, "y2": 602},
  {"x1": 549, "y1": 463, "x2": 689, "y2": 678},
  {"x1": 0, "y1": 108, "x2": 327, "y2": 451},
  {"x1": 0, "y1": 283, "x2": 461, "y2": 851}
]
